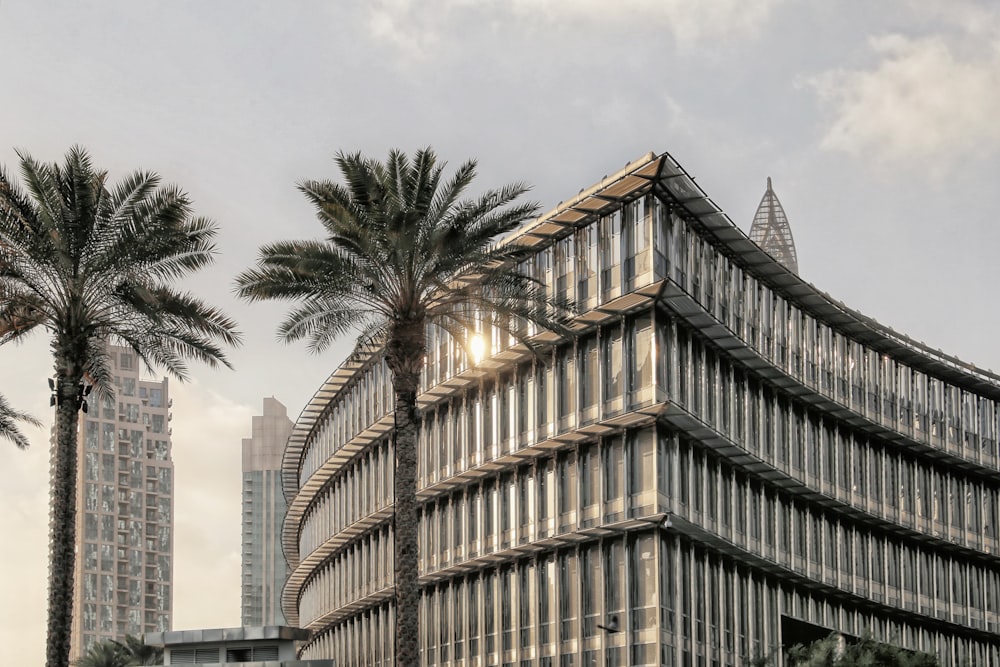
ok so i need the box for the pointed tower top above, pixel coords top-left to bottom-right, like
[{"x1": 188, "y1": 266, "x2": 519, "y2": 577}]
[{"x1": 749, "y1": 177, "x2": 799, "y2": 274}]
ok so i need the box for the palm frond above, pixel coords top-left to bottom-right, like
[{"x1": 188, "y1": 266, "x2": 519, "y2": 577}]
[
  {"x1": 238, "y1": 147, "x2": 571, "y2": 362},
  {"x1": 0, "y1": 392, "x2": 41, "y2": 449},
  {"x1": 0, "y1": 146, "x2": 242, "y2": 433}
]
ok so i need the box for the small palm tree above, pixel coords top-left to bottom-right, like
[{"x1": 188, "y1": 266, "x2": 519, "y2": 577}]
[
  {"x1": 0, "y1": 391, "x2": 40, "y2": 449},
  {"x1": 75, "y1": 639, "x2": 129, "y2": 667},
  {"x1": 75, "y1": 635, "x2": 161, "y2": 667},
  {"x1": 781, "y1": 633, "x2": 940, "y2": 667},
  {"x1": 0, "y1": 146, "x2": 241, "y2": 667},
  {"x1": 236, "y1": 148, "x2": 571, "y2": 666},
  {"x1": 112, "y1": 635, "x2": 162, "y2": 666}
]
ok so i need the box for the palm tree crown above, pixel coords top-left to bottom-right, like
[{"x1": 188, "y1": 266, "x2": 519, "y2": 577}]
[
  {"x1": 236, "y1": 148, "x2": 571, "y2": 666},
  {"x1": 236, "y1": 148, "x2": 569, "y2": 373},
  {"x1": 74, "y1": 639, "x2": 130, "y2": 667},
  {"x1": 75, "y1": 635, "x2": 162, "y2": 667},
  {"x1": 0, "y1": 145, "x2": 241, "y2": 667},
  {"x1": 0, "y1": 146, "x2": 239, "y2": 383}
]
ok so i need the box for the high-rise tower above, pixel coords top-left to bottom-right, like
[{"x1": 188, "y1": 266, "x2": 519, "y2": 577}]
[
  {"x1": 70, "y1": 343, "x2": 173, "y2": 660},
  {"x1": 749, "y1": 176, "x2": 799, "y2": 273},
  {"x1": 241, "y1": 397, "x2": 293, "y2": 626}
]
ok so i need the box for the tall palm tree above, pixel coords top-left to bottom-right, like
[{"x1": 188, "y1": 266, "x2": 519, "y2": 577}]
[
  {"x1": 0, "y1": 146, "x2": 241, "y2": 667},
  {"x1": 0, "y1": 391, "x2": 40, "y2": 449},
  {"x1": 236, "y1": 148, "x2": 571, "y2": 666}
]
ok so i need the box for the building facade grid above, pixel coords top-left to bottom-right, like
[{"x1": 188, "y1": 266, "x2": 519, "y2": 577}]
[
  {"x1": 70, "y1": 343, "x2": 173, "y2": 660},
  {"x1": 281, "y1": 152, "x2": 1000, "y2": 666}
]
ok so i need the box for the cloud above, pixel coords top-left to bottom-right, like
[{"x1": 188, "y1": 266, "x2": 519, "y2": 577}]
[
  {"x1": 505, "y1": 0, "x2": 781, "y2": 45},
  {"x1": 364, "y1": 0, "x2": 783, "y2": 59},
  {"x1": 366, "y1": 0, "x2": 441, "y2": 61},
  {"x1": 808, "y1": 27, "x2": 1000, "y2": 172}
]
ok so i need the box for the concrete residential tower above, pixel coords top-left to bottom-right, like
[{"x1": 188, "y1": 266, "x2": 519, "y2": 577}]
[
  {"x1": 242, "y1": 397, "x2": 293, "y2": 626},
  {"x1": 70, "y1": 343, "x2": 173, "y2": 660}
]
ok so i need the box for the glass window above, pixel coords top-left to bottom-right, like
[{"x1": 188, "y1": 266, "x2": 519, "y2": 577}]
[
  {"x1": 517, "y1": 371, "x2": 532, "y2": 443},
  {"x1": 604, "y1": 436, "x2": 624, "y2": 504},
  {"x1": 502, "y1": 568, "x2": 513, "y2": 651},
  {"x1": 453, "y1": 579, "x2": 465, "y2": 659},
  {"x1": 469, "y1": 576, "x2": 480, "y2": 656},
  {"x1": 557, "y1": 347, "x2": 576, "y2": 428},
  {"x1": 629, "y1": 314, "x2": 654, "y2": 407},
  {"x1": 580, "y1": 443, "x2": 598, "y2": 511},
  {"x1": 581, "y1": 544, "x2": 601, "y2": 638},
  {"x1": 579, "y1": 337, "x2": 599, "y2": 423},
  {"x1": 629, "y1": 534, "x2": 656, "y2": 631},
  {"x1": 485, "y1": 572, "x2": 496, "y2": 655},
  {"x1": 554, "y1": 235, "x2": 575, "y2": 306},
  {"x1": 558, "y1": 452, "x2": 577, "y2": 531},
  {"x1": 600, "y1": 210, "x2": 622, "y2": 301},
  {"x1": 539, "y1": 556, "x2": 554, "y2": 646},
  {"x1": 519, "y1": 565, "x2": 532, "y2": 648},
  {"x1": 558, "y1": 551, "x2": 577, "y2": 642},
  {"x1": 576, "y1": 224, "x2": 598, "y2": 311},
  {"x1": 603, "y1": 324, "x2": 624, "y2": 415},
  {"x1": 484, "y1": 481, "x2": 495, "y2": 552}
]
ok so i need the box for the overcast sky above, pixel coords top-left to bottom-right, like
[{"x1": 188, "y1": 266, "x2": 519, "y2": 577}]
[{"x1": 2, "y1": 1, "x2": 1000, "y2": 663}]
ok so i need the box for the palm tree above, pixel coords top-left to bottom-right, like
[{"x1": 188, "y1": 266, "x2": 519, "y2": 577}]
[
  {"x1": 0, "y1": 391, "x2": 40, "y2": 449},
  {"x1": 236, "y1": 148, "x2": 571, "y2": 666},
  {"x1": 113, "y1": 635, "x2": 162, "y2": 666},
  {"x1": 0, "y1": 146, "x2": 241, "y2": 667},
  {"x1": 75, "y1": 635, "x2": 162, "y2": 667},
  {"x1": 75, "y1": 639, "x2": 129, "y2": 667},
  {"x1": 772, "y1": 633, "x2": 941, "y2": 667}
]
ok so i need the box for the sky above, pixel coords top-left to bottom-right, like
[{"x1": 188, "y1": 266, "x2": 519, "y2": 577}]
[{"x1": 1, "y1": 0, "x2": 1000, "y2": 663}]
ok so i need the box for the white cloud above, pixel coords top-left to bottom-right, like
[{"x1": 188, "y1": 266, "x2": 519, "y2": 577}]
[
  {"x1": 365, "y1": 0, "x2": 783, "y2": 59},
  {"x1": 366, "y1": 0, "x2": 441, "y2": 61},
  {"x1": 809, "y1": 29, "x2": 1000, "y2": 172},
  {"x1": 506, "y1": 0, "x2": 780, "y2": 45}
]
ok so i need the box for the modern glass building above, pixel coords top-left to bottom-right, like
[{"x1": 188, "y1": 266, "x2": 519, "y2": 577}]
[
  {"x1": 280, "y1": 151, "x2": 1000, "y2": 666},
  {"x1": 70, "y1": 343, "x2": 173, "y2": 660},
  {"x1": 242, "y1": 397, "x2": 294, "y2": 626}
]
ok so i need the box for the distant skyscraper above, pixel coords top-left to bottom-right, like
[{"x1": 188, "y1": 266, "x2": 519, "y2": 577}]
[
  {"x1": 70, "y1": 343, "x2": 173, "y2": 660},
  {"x1": 241, "y1": 397, "x2": 293, "y2": 626},
  {"x1": 750, "y1": 176, "x2": 799, "y2": 273}
]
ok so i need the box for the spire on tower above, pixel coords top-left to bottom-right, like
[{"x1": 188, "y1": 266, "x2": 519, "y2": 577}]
[{"x1": 749, "y1": 177, "x2": 799, "y2": 274}]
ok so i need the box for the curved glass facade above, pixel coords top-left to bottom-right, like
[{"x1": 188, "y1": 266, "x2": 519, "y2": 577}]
[{"x1": 282, "y1": 152, "x2": 1000, "y2": 666}]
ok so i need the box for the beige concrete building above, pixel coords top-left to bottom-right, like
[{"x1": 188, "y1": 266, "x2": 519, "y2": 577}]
[
  {"x1": 70, "y1": 343, "x2": 173, "y2": 660},
  {"x1": 242, "y1": 397, "x2": 293, "y2": 626}
]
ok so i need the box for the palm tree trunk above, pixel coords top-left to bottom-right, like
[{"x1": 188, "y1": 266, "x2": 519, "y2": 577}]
[
  {"x1": 46, "y1": 372, "x2": 84, "y2": 667},
  {"x1": 393, "y1": 382, "x2": 420, "y2": 667},
  {"x1": 386, "y1": 321, "x2": 426, "y2": 667}
]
